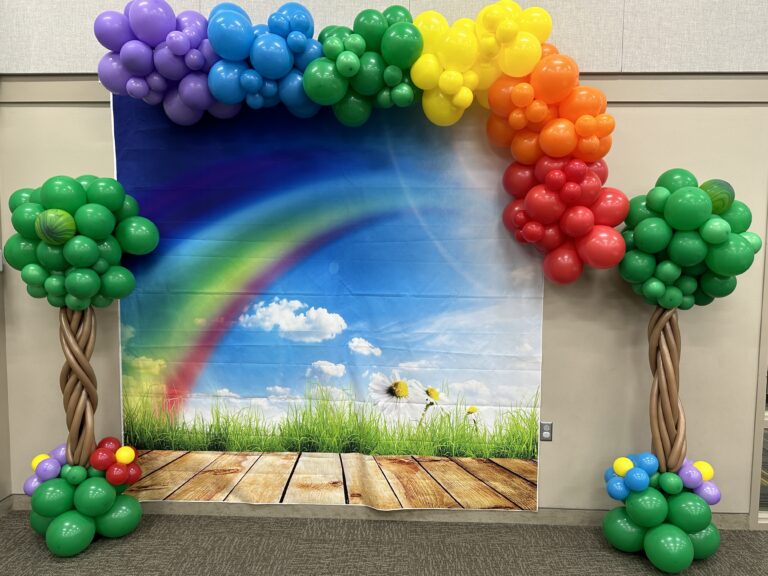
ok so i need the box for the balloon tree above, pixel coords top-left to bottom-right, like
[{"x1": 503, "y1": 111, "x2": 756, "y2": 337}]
[
  {"x1": 3, "y1": 176, "x2": 158, "y2": 555},
  {"x1": 601, "y1": 169, "x2": 761, "y2": 573}
]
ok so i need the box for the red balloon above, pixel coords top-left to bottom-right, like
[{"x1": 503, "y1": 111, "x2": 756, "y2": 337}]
[
  {"x1": 564, "y1": 159, "x2": 588, "y2": 183},
  {"x1": 502, "y1": 163, "x2": 537, "y2": 198},
  {"x1": 560, "y1": 182, "x2": 582, "y2": 204},
  {"x1": 514, "y1": 229, "x2": 526, "y2": 243},
  {"x1": 522, "y1": 221, "x2": 545, "y2": 242},
  {"x1": 537, "y1": 224, "x2": 565, "y2": 251},
  {"x1": 126, "y1": 462, "x2": 143, "y2": 484},
  {"x1": 524, "y1": 185, "x2": 566, "y2": 225},
  {"x1": 534, "y1": 155, "x2": 566, "y2": 182},
  {"x1": 588, "y1": 159, "x2": 609, "y2": 184},
  {"x1": 578, "y1": 171, "x2": 603, "y2": 205},
  {"x1": 575, "y1": 225, "x2": 625, "y2": 268},
  {"x1": 97, "y1": 437, "x2": 121, "y2": 452},
  {"x1": 89, "y1": 447, "x2": 116, "y2": 471},
  {"x1": 106, "y1": 463, "x2": 129, "y2": 486},
  {"x1": 502, "y1": 199, "x2": 525, "y2": 233},
  {"x1": 543, "y1": 242, "x2": 583, "y2": 284},
  {"x1": 560, "y1": 206, "x2": 595, "y2": 237},
  {"x1": 544, "y1": 169, "x2": 566, "y2": 191},
  {"x1": 591, "y1": 187, "x2": 629, "y2": 226}
]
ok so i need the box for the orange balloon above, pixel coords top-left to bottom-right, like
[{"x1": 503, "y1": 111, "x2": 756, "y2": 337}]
[
  {"x1": 508, "y1": 108, "x2": 528, "y2": 130},
  {"x1": 573, "y1": 135, "x2": 612, "y2": 163},
  {"x1": 527, "y1": 105, "x2": 558, "y2": 132},
  {"x1": 541, "y1": 43, "x2": 559, "y2": 58},
  {"x1": 530, "y1": 54, "x2": 580, "y2": 104},
  {"x1": 539, "y1": 118, "x2": 578, "y2": 157},
  {"x1": 594, "y1": 113, "x2": 615, "y2": 137},
  {"x1": 510, "y1": 130, "x2": 543, "y2": 165},
  {"x1": 574, "y1": 115, "x2": 597, "y2": 137},
  {"x1": 486, "y1": 114, "x2": 514, "y2": 147},
  {"x1": 525, "y1": 100, "x2": 549, "y2": 123},
  {"x1": 488, "y1": 76, "x2": 522, "y2": 118},
  {"x1": 558, "y1": 86, "x2": 606, "y2": 121},
  {"x1": 510, "y1": 83, "x2": 535, "y2": 108}
]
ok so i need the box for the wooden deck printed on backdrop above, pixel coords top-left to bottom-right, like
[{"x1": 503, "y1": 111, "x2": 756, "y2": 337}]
[{"x1": 126, "y1": 450, "x2": 538, "y2": 510}]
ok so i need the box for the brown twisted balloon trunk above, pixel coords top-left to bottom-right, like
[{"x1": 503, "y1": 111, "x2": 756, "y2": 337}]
[
  {"x1": 59, "y1": 306, "x2": 98, "y2": 466},
  {"x1": 648, "y1": 307, "x2": 686, "y2": 473}
]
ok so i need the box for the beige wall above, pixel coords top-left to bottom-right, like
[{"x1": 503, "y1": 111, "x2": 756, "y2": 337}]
[
  {"x1": 0, "y1": 265, "x2": 10, "y2": 499},
  {"x1": 0, "y1": 76, "x2": 766, "y2": 514}
]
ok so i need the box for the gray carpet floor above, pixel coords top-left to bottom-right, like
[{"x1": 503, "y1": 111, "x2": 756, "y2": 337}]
[{"x1": 1, "y1": 511, "x2": 767, "y2": 575}]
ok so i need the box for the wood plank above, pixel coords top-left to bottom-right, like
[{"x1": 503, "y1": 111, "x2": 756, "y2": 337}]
[
  {"x1": 226, "y1": 452, "x2": 298, "y2": 504},
  {"x1": 416, "y1": 456, "x2": 515, "y2": 510},
  {"x1": 136, "y1": 449, "x2": 150, "y2": 457},
  {"x1": 135, "y1": 450, "x2": 187, "y2": 477},
  {"x1": 453, "y1": 457, "x2": 536, "y2": 510},
  {"x1": 166, "y1": 452, "x2": 260, "y2": 502},
  {"x1": 491, "y1": 458, "x2": 539, "y2": 484},
  {"x1": 375, "y1": 456, "x2": 459, "y2": 509},
  {"x1": 126, "y1": 451, "x2": 221, "y2": 501},
  {"x1": 340, "y1": 453, "x2": 401, "y2": 510},
  {"x1": 282, "y1": 453, "x2": 345, "y2": 505}
]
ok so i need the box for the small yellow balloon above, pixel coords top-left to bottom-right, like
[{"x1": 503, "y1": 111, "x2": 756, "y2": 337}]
[
  {"x1": 115, "y1": 446, "x2": 136, "y2": 465},
  {"x1": 422, "y1": 89, "x2": 464, "y2": 126},
  {"x1": 438, "y1": 70, "x2": 464, "y2": 95},
  {"x1": 473, "y1": 59, "x2": 501, "y2": 91},
  {"x1": 519, "y1": 7, "x2": 552, "y2": 42},
  {"x1": 462, "y1": 70, "x2": 480, "y2": 91},
  {"x1": 437, "y1": 22, "x2": 479, "y2": 72},
  {"x1": 31, "y1": 453, "x2": 50, "y2": 471},
  {"x1": 452, "y1": 86, "x2": 474, "y2": 110},
  {"x1": 498, "y1": 31, "x2": 542, "y2": 77},
  {"x1": 693, "y1": 461, "x2": 714, "y2": 482},
  {"x1": 496, "y1": 18, "x2": 520, "y2": 43},
  {"x1": 613, "y1": 457, "x2": 634, "y2": 477},
  {"x1": 410, "y1": 54, "x2": 442, "y2": 90},
  {"x1": 413, "y1": 11, "x2": 449, "y2": 54}
]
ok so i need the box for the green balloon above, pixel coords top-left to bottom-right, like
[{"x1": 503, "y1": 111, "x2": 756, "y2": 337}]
[
  {"x1": 65, "y1": 268, "x2": 101, "y2": 299},
  {"x1": 682, "y1": 261, "x2": 708, "y2": 277},
  {"x1": 333, "y1": 90, "x2": 373, "y2": 127},
  {"x1": 76, "y1": 174, "x2": 98, "y2": 190},
  {"x1": 84, "y1": 178, "x2": 125, "y2": 211},
  {"x1": 75, "y1": 203, "x2": 117, "y2": 241},
  {"x1": 383, "y1": 4, "x2": 412, "y2": 25},
  {"x1": 659, "y1": 286, "x2": 684, "y2": 309},
  {"x1": 343, "y1": 33, "x2": 366, "y2": 56},
  {"x1": 693, "y1": 288, "x2": 714, "y2": 306},
  {"x1": 45, "y1": 510, "x2": 95, "y2": 557},
  {"x1": 92, "y1": 257, "x2": 111, "y2": 275},
  {"x1": 664, "y1": 187, "x2": 713, "y2": 231},
  {"x1": 40, "y1": 176, "x2": 87, "y2": 214},
  {"x1": 115, "y1": 216, "x2": 160, "y2": 255},
  {"x1": 720, "y1": 200, "x2": 752, "y2": 234},
  {"x1": 100, "y1": 266, "x2": 136, "y2": 299},
  {"x1": 29, "y1": 187, "x2": 42, "y2": 203},
  {"x1": 36, "y1": 242, "x2": 68, "y2": 271},
  {"x1": 655, "y1": 260, "x2": 681, "y2": 284},
  {"x1": 114, "y1": 194, "x2": 140, "y2": 221},
  {"x1": 44, "y1": 274, "x2": 66, "y2": 296},
  {"x1": 741, "y1": 231, "x2": 762, "y2": 253},
  {"x1": 323, "y1": 36, "x2": 345, "y2": 59},
  {"x1": 303, "y1": 58, "x2": 349, "y2": 106},
  {"x1": 391, "y1": 82, "x2": 415, "y2": 107},
  {"x1": 700, "y1": 179, "x2": 734, "y2": 215},
  {"x1": 673, "y1": 275, "x2": 697, "y2": 295},
  {"x1": 3, "y1": 234, "x2": 39, "y2": 270},
  {"x1": 335, "y1": 50, "x2": 361, "y2": 77},
  {"x1": 9, "y1": 188, "x2": 34, "y2": 211},
  {"x1": 667, "y1": 492, "x2": 711, "y2": 533},
  {"x1": 602, "y1": 507, "x2": 646, "y2": 553},
  {"x1": 95, "y1": 494, "x2": 142, "y2": 538},
  {"x1": 21, "y1": 263, "x2": 49, "y2": 286},
  {"x1": 621, "y1": 230, "x2": 635, "y2": 250},
  {"x1": 667, "y1": 231, "x2": 708, "y2": 267},
  {"x1": 681, "y1": 295, "x2": 694, "y2": 310},
  {"x1": 115, "y1": 484, "x2": 128, "y2": 495},
  {"x1": 61, "y1": 464, "x2": 72, "y2": 476},
  {"x1": 91, "y1": 294, "x2": 114, "y2": 308},
  {"x1": 30, "y1": 510, "x2": 54, "y2": 536},
  {"x1": 318, "y1": 25, "x2": 351, "y2": 43},
  {"x1": 633, "y1": 217, "x2": 672, "y2": 253},
  {"x1": 642, "y1": 277, "x2": 666, "y2": 300},
  {"x1": 381, "y1": 22, "x2": 423, "y2": 69},
  {"x1": 383, "y1": 64, "x2": 403, "y2": 87},
  {"x1": 659, "y1": 473, "x2": 683, "y2": 495},
  {"x1": 625, "y1": 196, "x2": 655, "y2": 229},
  {"x1": 12, "y1": 202, "x2": 44, "y2": 240},
  {"x1": 375, "y1": 87, "x2": 393, "y2": 108},
  {"x1": 699, "y1": 217, "x2": 731, "y2": 245},
  {"x1": 353, "y1": 9, "x2": 388, "y2": 51},
  {"x1": 631, "y1": 283, "x2": 645, "y2": 296},
  {"x1": 625, "y1": 487, "x2": 668, "y2": 528},
  {"x1": 87, "y1": 466, "x2": 106, "y2": 478},
  {"x1": 47, "y1": 294, "x2": 66, "y2": 308},
  {"x1": 64, "y1": 465, "x2": 88, "y2": 486},
  {"x1": 700, "y1": 271, "x2": 736, "y2": 298},
  {"x1": 655, "y1": 168, "x2": 698, "y2": 193},
  {"x1": 688, "y1": 523, "x2": 720, "y2": 560},
  {"x1": 619, "y1": 250, "x2": 657, "y2": 283},
  {"x1": 649, "y1": 473, "x2": 660, "y2": 488},
  {"x1": 350, "y1": 51, "x2": 386, "y2": 96},
  {"x1": 27, "y1": 284, "x2": 47, "y2": 298},
  {"x1": 643, "y1": 523, "x2": 694, "y2": 574},
  {"x1": 31, "y1": 478, "x2": 75, "y2": 517},
  {"x1": 65, "y1": 294, "x2": 91, "y2": 311},
  {"x1": 35, "y1": 208, "x2": 77, "y2": 246},
  {"x1": 705, "y1": 233, "x2": 754, "y2": 276},
  {"x1": 74, "y1": 477, "x2": 117, "y2": 517},
  {"x1": 63, "y1": 235, "x2": 100, "y2": 267},
  {"x1": 646, "y1": 186, "x2": 671, "y2": 213},
  {"x1": 97, "y1": 235, "x2": 123, "y2": 265}
]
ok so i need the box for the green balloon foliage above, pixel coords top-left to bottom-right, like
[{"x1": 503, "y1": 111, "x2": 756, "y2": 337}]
[
  {"x1": 643, "y1": 523, "x2": 694, "y2": 574},
  {"x1": 303, "y1": 58, "x2": 349, "y2": 105},
  {"x1": 86, "y1": 178, "x2": 126, "y2": 212},
  {"x1": 688, "y1": 523, "x2": 720, "y2": 560},
  {"x1": 31, "y1": 478, "x2": 75, "y2": 518},
  {"x1": 75, "y1": 203, "x2": 116, "y2": 241},
  {"x1": 9, "y1": 188, "x2": 34, "y2": 212},
  {"x1": 100, "y1": 266, "x2": 136, "y2": 299},
  {"x1": 619, "y1": 169, "x2": 760, "y2": 309},
  {"x1": 3, "y1": 234, "x2": 39, "y2": 270},
  {"x1": 40, "y1": 176, "x2": 87, "y2": 214},
  {"x1": 381, "y1": 22, "x2": 423, "y2": 69},
  {"x1": 602, "y1": 507, "x2": 646, "y2": 553},
  {"x1": 63, "y1": 235, "x2": 100, "y2": 268},
  {"x1": 64, "y1": 465, "x2": 89, "y2": 486},
  {"x1": 383, "y1": 5, "x2": 412, "y2": 25},
  {"x1": 333, "y1": 90, "x2": 373, "y2": 127},
  {"x1": 65, "y1": 269, "x2": 101, "y2": 299},
  {"x1": 116, "y1": 216, "x2": 160, "y2": 255},
  {"x1": 21, "y1": 263, "x2": 49, "y2": 286},
  {"x1": 45, "y1": 511, "x2": 96, "y2": 557},
  {"x1": 625, "y1": 487, "x2": 668, "y2": 528},
  {"x1": 666, "y1": 492, "x2": 711, "y2": 534},
  {"x1": 37, "y1": 242, "x2": 68, "y2": 271},
  {"x1": 114, "y1": 195, "x2": 140, "y2": 221},
  {"x1": 76, "y1": 174, "x2": 98, "y2": 190},
  {"x1": 74, "y1": 477, "x2": 117, "y2": 517},
  {"x1": 353, "y1": 9, "x2": 389, "y2": 51},
  {"x1": 29, "y1": 511, "x2": 54, "y2": 536},
  {"x1": 95, "y1": 495, "x2": 142, "y2": 538},
  {"x1": 12, "y1": 203, "x2": 44, "y2": 240}
]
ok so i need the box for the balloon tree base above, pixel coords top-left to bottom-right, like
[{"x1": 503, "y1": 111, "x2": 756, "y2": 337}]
[{"x1": 602, "y1": 452, "x2": 721, "y2": 574}]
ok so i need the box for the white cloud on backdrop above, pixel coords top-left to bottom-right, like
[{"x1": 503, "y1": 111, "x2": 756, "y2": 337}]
[
  {"x1": 238, "y1": 298, "x2": 347, "y2": 342},
  {"x1": 306, "y1": 360, "x2": 346, "y2": 380},
  {"x1": 348, "y1": 337, "x2": 382, "y2": 356}
]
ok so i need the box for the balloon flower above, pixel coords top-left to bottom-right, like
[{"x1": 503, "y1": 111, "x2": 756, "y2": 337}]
[
  {"x1": 26, "y1": 437, "x2": 143, "y2": 557},
  {"x1": 603, "y1": 453, "x2": 721, "y2": 573}
]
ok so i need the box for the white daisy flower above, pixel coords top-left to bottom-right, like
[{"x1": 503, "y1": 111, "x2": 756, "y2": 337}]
[{"x1": 368, "y1": 370, "x2": 425, "y2": 421}]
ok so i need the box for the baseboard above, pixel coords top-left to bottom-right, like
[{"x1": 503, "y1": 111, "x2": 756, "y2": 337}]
[
  {"x1": 0, "y1": 495, "x2": 12, "y2": 516},
  {"x1": 3, "y1": 493, "x2": 751, "y2": 529}
]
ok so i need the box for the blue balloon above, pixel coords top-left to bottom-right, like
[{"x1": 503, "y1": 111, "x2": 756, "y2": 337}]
[
  {"x1": 250, "y1": 33, "x2": 294, "y2": 79},
  {"x1": 635, "y1": 452, "x2": 660, "y2": 475},
  {"x1": 208, "y1": 60, "x2": 247, "y2": 104},
  {"x1": 279, "y1": 69, "x2": 319, "y2": 117},
  {"x1": 261, "y1": 79, "x2": 278, "y2": 98},
  {"x1": 246, "y1": 92, "x2": 265, "y2": 109},
  {"x1": 603, "y1": 466, "x2": 617, "y2": 482},
  {"x1": 253, "y1": 23, "x2": 269, "y2": 37},
  {"x1": 276, "y1": 3, "x2": 314, "y2": 37},
  {"x1": 209, "y1": 3, "x2": 250, "y2": 20},
  {"x1": 623, "y1": 467, "x2": 650, "y2": 492},
  {"x1": 208, "y1": 10, "x2": 254, "y2": 61},
  {"x1": 294, "y1": 39, "x2": 322, "y2": 71},
  {"x1": 240, "y1": 69, "x2": 263, "y2": 93},
  {"x1": 286, "y1": 31, "x2": 307, "y2": 53},
  {"x1": 262, "y1": 94, "x2": 281, "y2": 108},
  {"x1": 606, "y1": 476, "x2": 630, "y2": 501},
  {"x1": 268, "y1": 13, "x2": 291, "y2": 37}
]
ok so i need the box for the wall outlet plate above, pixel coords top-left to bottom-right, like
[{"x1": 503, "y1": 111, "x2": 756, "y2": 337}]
[{"x1": 540, "y1": 421, "x2": 553, "y2": 441}]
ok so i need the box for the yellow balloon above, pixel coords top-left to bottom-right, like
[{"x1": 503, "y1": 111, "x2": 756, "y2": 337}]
[
  {"x1": 473, "y1": 59, "x2": 501, "y2": 91},
  {"x1": 462, "y1": 70, "x2": 480, "y2": 91},
  {"x1": 498, "y1": 31, "x2": 542, "y2": 77},
  {"x1": 452, "y1": 86, "x2": 474, "y2": 110},
  {"x1": 115, "y1": 445, "x2": 136, "y2": 465},
  {"x1": 613, "y1": 457, "x2": 634, "y2": 477},
  {"x1": 413, "y1": 11, "x2": 449, "y2": 54},
  {"x1": 475, "y1": 90, "x2": 490, "y2": 109},
  {"x1": 410, "y1": 54, "x2": 442, "y2": 90},
  {"x1": 519, "y1": 7, "x2": 552, "y2": 42},
  {"x1": 422, "y1": 89, "x2": 464, "y2": 126},
  {"x1": 438, "y1": 70, "x2": 464, "y2": 95},
  {"x1": 437, "y1": 22, "x2": 479, "y2": 72},
  {"x1": 693, "y1": 461, "x2": 714, "y2": 482},
  {"x1": 31, "y1": 453, "x2": 50, "y2": 471}
]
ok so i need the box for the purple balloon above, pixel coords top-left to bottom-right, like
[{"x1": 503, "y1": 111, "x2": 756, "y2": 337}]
[
  {"x1": 35, "y1": 458, "x2": 61, "y2": 482},
  {"x1": 154, "y1": 45, "x2": 189, "y2": 81},
  {"x1": 679, "y1": 464, "x2": 704, "y2": 489},
  {"x1": 208, "y1": 101, "x2": 242, "y2": 119},
  {"x1": 694, "y1": 481, "x2": 722, "y2": 505},
  {"x1": 23, "y1": 475, "x2": 41, "y2": 496},
  {"x1": 199, "y1": 39, "x2": 217, "y2": 72},
  {"x1": 94, "y1": 11, "x2": 136, "y2": 51},
  {"x1": 123, "y1": 1, "x2": 134, "y2": 18},
  {"x1": 50, "y1": 443, "x2": 67, "y2": 465},
  {"x1": 163, "y1": 88, "x2": 205, "y2": 125},
  {"x1": 177, "y1": 10, "x2": 207, "y2": 35},
  {"x1": 145, "y1": 71, "x2": 167, "y2": 92},
  {"x1": 120, "y1": 39, "x2": 154, "y2": 76},
  {"x1": 184, "y1": 49, "x2": 205, "y2": 71},
  {"x1": 166, "y1": 31, "x2": 191, "y2": 56},
  {"x1": 183, "y1": 28, "x2": 203, "y2": 49},
  {"x1": 178, "y1": 72, "x2": 214, "y2": 110},
  {"x1": 128, "y1": 0, "x2": 176, "y2": 47},
  {"x1": 127, "y1": 77, "x2": 151, "y2": 99},
  {"x1": 98, "y1": 52, "x2": 133, "y2": 95},
  {"x1": 143, "y1": 90, "x2": 164, "y2": 105}
]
